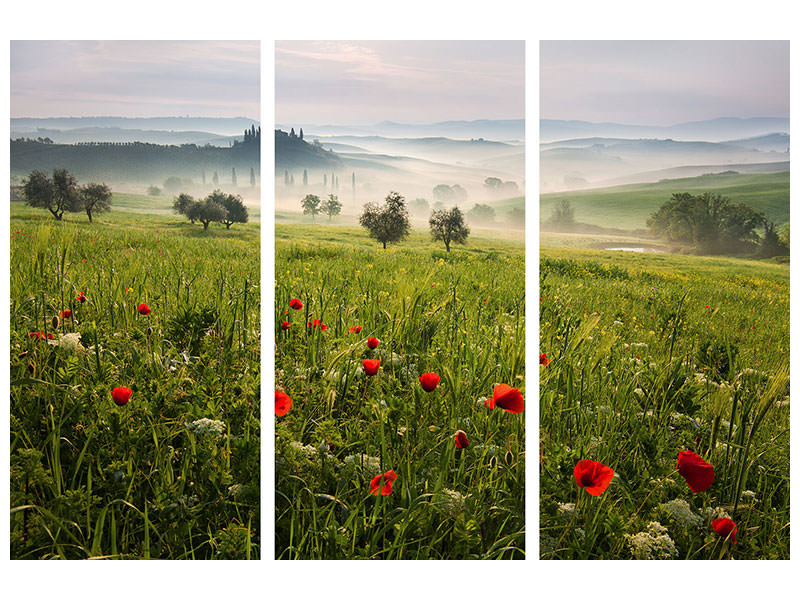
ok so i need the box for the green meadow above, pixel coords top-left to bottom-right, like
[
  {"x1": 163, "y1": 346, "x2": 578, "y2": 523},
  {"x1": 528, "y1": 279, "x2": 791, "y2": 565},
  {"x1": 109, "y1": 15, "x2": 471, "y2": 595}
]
[
  {"x1": 9, "y1": 197, "x2": 260, "y2": 559},
  {"x1": 540, "y1": 247, "x2": 789, "y2": 559},
  {"x1": 275, "y1": 223, "x2": 525, "y2": 559}
]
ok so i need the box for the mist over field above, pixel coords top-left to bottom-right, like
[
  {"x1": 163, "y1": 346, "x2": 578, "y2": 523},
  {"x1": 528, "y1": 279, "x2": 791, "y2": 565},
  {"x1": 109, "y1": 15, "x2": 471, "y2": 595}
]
[{"x1": 274, "y1": 120, "x2": 525, "y2": 231}]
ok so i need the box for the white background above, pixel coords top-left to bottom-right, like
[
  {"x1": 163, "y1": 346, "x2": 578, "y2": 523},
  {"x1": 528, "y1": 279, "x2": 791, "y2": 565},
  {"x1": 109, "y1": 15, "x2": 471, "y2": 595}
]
[{"x1": 1, "y1": 1, "x2": 797, "y2": 598}]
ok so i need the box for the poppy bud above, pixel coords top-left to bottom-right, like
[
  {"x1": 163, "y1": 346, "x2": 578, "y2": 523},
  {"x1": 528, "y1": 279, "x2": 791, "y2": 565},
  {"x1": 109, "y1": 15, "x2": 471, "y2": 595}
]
[
  {"x1": 51, "y1": 315, "x2": 60, "y2": 329},
  {"x1": 27, "y1": 362, "x2": 35, "y2": 376},
  {"x1": 146, "y1": 326, "x2": 153, "y2": 336},
  {"x1": 455, "y1": 429, "x2": 469, "y2": 449}
]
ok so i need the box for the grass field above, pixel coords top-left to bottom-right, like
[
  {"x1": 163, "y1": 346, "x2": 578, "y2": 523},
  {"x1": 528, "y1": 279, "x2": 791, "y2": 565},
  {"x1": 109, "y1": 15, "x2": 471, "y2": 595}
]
[
  {"x1": 539, "y1": 247, "x2": 789, "y2": 559},
  {"x1": 540, "y1": 171, "x2": 789, "y2": 230},
  {"x1": 275, "y1": 224, "x2": 525, "y2": 559},
  {"x1": 10, "y1": 203, "x2": 260, "y2": 559}
]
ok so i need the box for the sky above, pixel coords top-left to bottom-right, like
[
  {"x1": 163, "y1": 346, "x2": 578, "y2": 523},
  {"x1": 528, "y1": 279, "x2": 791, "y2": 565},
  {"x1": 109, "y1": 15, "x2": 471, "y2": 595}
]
[
  {"x1": 540, "y1": 41, "x2": 789, "y2": 125},
  {"x1": 10, "y1": 41, "x2": 260, "y2": 119},
  {"x1": 275, "y1": 41, "x2": 525, "y2": 125}
]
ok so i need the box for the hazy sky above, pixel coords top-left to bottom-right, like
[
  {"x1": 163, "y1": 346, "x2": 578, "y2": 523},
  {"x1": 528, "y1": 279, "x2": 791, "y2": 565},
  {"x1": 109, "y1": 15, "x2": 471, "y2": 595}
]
[
  {"x1": 541, "y1": 41, "x2": 789, "y2": 125},
  {"x1": 276, "y1": 41, "x2": 524, "y2": 125},
  {"x1": 11, "y1": 41, "x2": 260, "y2": 118}
]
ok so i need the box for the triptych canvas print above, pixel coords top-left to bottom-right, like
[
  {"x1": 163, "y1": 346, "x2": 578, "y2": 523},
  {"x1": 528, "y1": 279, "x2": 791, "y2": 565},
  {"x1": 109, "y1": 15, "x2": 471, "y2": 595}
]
[{"x1": 7, "y1": 39, "x2": 789, "y2": 562}]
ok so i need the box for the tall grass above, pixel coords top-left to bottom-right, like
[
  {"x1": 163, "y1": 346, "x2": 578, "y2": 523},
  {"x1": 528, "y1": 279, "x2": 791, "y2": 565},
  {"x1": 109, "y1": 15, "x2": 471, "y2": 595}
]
[
  {"x1": 540, "y1": 247, "x2": 789, "y2": 559},
  {"x1": 10, "y1": 207, "x2": 260, "y2": 559},
  {"x1": 275, "y1": 224, "x2": 525, "y2": 559}
]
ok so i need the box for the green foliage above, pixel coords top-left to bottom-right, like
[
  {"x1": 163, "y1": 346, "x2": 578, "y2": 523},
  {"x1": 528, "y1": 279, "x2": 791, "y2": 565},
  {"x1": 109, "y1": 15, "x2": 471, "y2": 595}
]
[
  {"x1": 549, "y1": 198, "x2": 575, "y2": 229},
  {"x1": 466, "y1": 203, "x2": 496, "y2": 223},
  {"x1": 22, "y1": 169, "x2": 81, "y2": 220},
  {"x1": 359, "y1": 191, "x2": 411, "y2": 249},
  {"x1": 81, "y1": 182, "x2": 112, "y2": 223},
  {"x1": 321, "y1": 194, "x2": 342, "y2": 221},
  {"x1": 301, "y1": 194, "x2": 321, "y2": 221}
]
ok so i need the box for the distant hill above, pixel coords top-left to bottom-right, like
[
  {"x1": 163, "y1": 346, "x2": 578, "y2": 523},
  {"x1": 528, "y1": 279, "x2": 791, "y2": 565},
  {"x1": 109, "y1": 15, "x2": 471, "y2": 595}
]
[
  {"x1": 10, "y1": 134, "x2": 260, "y2": 185},
  {"x1": 9, "y1": 126, "x2": 240, "y2": 147},
  {"x1": 541, "y1": 117, "x2": 789, "y2": 143},
  {"x1": 11, "y1": 116, "x2": 259, "y2": 137},
  {"x1": 540, "y1": 171, "x2": 789, "y2": 230},
  {"x1": 274, "y1": 129, "x2": 344, "y2": 170},
  {"x1": 277, "y1": 119, "x2": 524, "y2": 141}
]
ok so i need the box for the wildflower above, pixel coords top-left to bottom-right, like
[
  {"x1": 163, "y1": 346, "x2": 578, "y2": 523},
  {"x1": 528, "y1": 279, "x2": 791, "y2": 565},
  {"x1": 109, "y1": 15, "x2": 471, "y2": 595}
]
[
  {"x1": 455, "y1": 429, "x2": 469, "y2": 449},
  {"x1": 574, "y1": 459, "x2": 614, "y2": 496},
  {"x1": 676, "y1": 450, "x2": 714, "y2": 492},
  {"x1": 187, "y1": 418, "x2": 226, "y2": 437},
  {"x1": 29, "y1": 331, "x2": 54, "y2": 341},
  {"x1": 434, "y1": 488, "x2": 469, "y2": 516},
  {"x1": 48, "y1": 333, "x2": 84, "y2": 353},
  {"x1": 342, "y1": 454, "x2": 382, "y2": 477},
  {"x1": 362, "y1": 359, "x2": 380, "y2": 376},
  {"x1": 485, "y1": 384, "x2": 524, "y2": 413},
  {"x1": 281, "y1": 321, "x2": 291, "y2": 330},
  {"x1": 60, "y1": 309, "x2": 72, "y2": 319},
  {"x1": 77, "y1": 292, "x2": 87, "y2": 303},
  {"x1": 557, "y1": 502, "x2": 576, "y2": 516},
  {"x1": 625, "y1": 522, "x2": 679, "y2": 559},
  {"x1": 111, "y1": 386, "x2": 132, "y2": 406},
  {"x1": 369, "y1": 469, "x2": 398, "y2": 495},
  {"x1": 350, "y1": 325, "x2": 362, "y2": 334},
  {"x1": 275, "y1": 390, "x2": 292, "y2": 416},
  {"x1": 137, "y1": 303, "x2": 151, "y2": 316},
  {"x1": 419, "y1": 372, "x2": 440, "y2": 392},
  {"x1": 366, "y1": 336, "x2": 380, "y2": 350},
  {"x1": 307, "y1": 318, "x2": 327, "y2": 331},
  {"x1": 540, "y1": 353, "x2": 551, "y2": 366},
  {"x1": 659, "y1": 499, "x2": 704, "y2": 528},
  {"x1": 712, "y1": 518, "x2": 737, "y2": 544},
  {"x1": 289, "y1": 298, "x2": 303, "y2": 310}
]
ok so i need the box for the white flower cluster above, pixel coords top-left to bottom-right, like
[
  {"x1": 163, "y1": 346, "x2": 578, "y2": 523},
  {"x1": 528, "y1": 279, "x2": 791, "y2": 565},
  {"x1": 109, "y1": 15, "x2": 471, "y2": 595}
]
[
  {"x1": 434, "y1": 488, "x2": 469, "y2": 517},
  {"x1": 625, "y1": 522, "x2": 679, "y2": 559},
  {"x1": 557, "y1": 502, "x2": 576, "y2": 516},
  {"x1": 187, "y1": 418, "x2": 226, "y2": 437},
  {"x1": 659, "y1": 499, "x2": 704, "y2": 528},
  {"x1": 341, "y1": 454, "x2": 382, "y2": 478},
  {"x1": 740, "y1": 489, "x2": 758, "y2": 501},
  {"x1": 630, "y1": 342, "x2": 648, "y2": 350},
  {"x1": 703, "y1": 506, "x2": 731, "y2": 520},
  {"x1": 290, "y1": 441, "x2": 319, "y2": 461},
  {"x1": 47, "y1": 332, "x2": 85, "y2": 352}
]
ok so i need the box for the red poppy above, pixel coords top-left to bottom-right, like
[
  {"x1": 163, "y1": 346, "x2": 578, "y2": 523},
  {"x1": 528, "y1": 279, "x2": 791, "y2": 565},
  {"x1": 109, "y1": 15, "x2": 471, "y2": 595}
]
[
  {"x1": 676, "y1": 450, "x2": 714, "y2": 493},
  {"x1": 455, "y1": 429, "x2": 469, "y2": 449},
  {"x1": 349, "y1": 325, "x2": 362, "y2": 334},
  {"x1": 60, "y1": 309, "x2": 72, "y2": 319},
  {"x1": 487, "y1": 384, "x2": 525, "y2": 413},
  {"x1": 77, "y1": 293, "x2": 87, "y2": 303},
  {"x1": 275, "y1": 390, "x2": 292, "y2": 416},
  {"x1": 419, "y1": 372, "x2": 440, "y2": 392},
  {"x1": 711, "y1": 518, "x2": 737, "y2": 544},
  {"x1": 367, "y1": 336, "x2": 379, "y2": 350},
  {"x1": 289, "y1": 298, "x2": 303, "y2": 310},
  {"x1": 307, "y1": 318, "x2": 327, "y2": 331},
  {"x1": 369, "y1": 469, "x2": 398, "y2": 496},
  {"x1": 281, "y1": 321, "x2": 291, "y2": 330},
  {"x1": 111, "y1": 386, "x2": 132, "y2": 406},
  {"x1": 574, "y1": 459, "x2": 614, "y2": 496},
  {"x1": 29, "y1": 331, "x2": 54, "y2": 341},
  {"x1": 540, "y1": 353, "x2": 551, "y2": 366},
  {"x1": 138, "y1": 303, "x2": 150, "y2": 316},
  {"x1": 362, "y1": 359, "x2": 380, "y2": 376}
]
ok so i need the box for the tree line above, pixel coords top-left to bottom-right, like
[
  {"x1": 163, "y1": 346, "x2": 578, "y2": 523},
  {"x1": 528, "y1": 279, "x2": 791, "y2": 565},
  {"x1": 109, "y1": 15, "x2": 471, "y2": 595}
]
[{"x1": 22, "y1": 168, "x2": 111, "y2": 223}]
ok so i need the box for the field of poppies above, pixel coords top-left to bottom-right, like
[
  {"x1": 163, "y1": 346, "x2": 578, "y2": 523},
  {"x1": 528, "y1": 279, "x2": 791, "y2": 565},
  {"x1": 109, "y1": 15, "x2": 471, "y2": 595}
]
[
  {"x1": 274, "y1": 224, "x2": 525, "y2": 559},
  {"x1": 9, "y1": 203, "x2": 260, "y2": 559},
  {"x1": 539, "y1": 247, "x2": 790, "y2": 559}
]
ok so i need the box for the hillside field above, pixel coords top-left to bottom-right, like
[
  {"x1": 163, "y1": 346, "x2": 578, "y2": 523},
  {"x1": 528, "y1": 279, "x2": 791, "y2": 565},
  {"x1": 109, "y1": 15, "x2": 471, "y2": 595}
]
[
  {"x1": 540, "y1": 247, "x2": 789, "y2": 559},
  {"x1": 540, "y1": 171, "x2": 789, "y2": 230}
]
